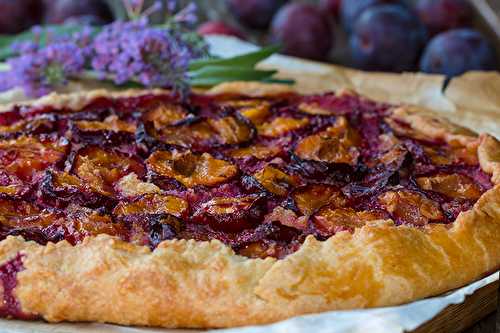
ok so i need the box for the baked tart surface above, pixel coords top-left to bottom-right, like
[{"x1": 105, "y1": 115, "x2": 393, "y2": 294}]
[{"x1": 0, "y1": 83, "x2": 498, "y2": 328}]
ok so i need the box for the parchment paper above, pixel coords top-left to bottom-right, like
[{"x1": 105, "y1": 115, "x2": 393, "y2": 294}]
[{"x1": 0, "y1": 35, "x2": 499, "y2": 333}]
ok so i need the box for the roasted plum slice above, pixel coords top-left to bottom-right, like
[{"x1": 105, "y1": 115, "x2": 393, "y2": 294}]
[
  {"x1": 0, "y1": 136, "x2": 68, "y2": 182},
  {"x1": 423, "y1": 144, "x2": 478, "y2": 166},
  {"x1": 192, "y1": 194, "x2": 266, "y2": 232},
  {"x1": 39, "y1": 170, "x2": 113, "y2": 209},
  {"x1": 237, "y1": 241, "x2": 280, "y2": 259},
  {"x1": 62, "y1": 205, "x2": 126, "y2": 245},
  {"x1": 313, "y1": 207, "x2": 384, "y2": 237},
  {"x1": 74, "y1": 115, "x2": 135, "y2": 133},
  {"x1": 294, "y1": 116, "x2": 361, "y2": 165},
  {"x1": 416, "y1": 173, "x2": 482, "y2": 200},
  {"x1": 146, "y1": 150, "x2": 238, "y2": 188},
  {"x1": 258, "y1": 117, "x2": 309, "y2": 137},
  {"x1": 263, "y1": 206, "x2": 308, "y2": 231},
  {"x1": 113, "y1": 194, "x2": 188, "y2": 218},
  {"x1": 72, "y1": 115, "x2": 136, "y2": 145},
  {"x1": 0, "y1": 114, "x2": 58, "y2": 138},
  {"x1": 253, "y1": 165, "x2": 300, "y2": 196},
  {"x1": 73, "y1": 147, "x2": 145, "y2": 196},
  {"x1": 142, "y1": 103, "x2": 188, "y2": 128},
  {"x1": 207, "y1": 115, "x2": 255, "y2": 145},
  {"x1": 0, "y1": 198, "x2": 45, "y2": 227},
  {"x1": 291, "y1": 184, "x2": 346, "y2": 216},
  {"x1": 229, "y1": 144, "x2": 282, "y2": 160},
  {"x1": 114, "y1": 173, "x2": 161, "y2": 198},
  {"x1": 150, "y1": 115, "x2": 253, "y2": 148},
  {"x1": 223, "y1": 100, "x2": 271, "y2": 125},
  {"x1": 378, "y1": 190, "x2": 444, "y2": 225}
]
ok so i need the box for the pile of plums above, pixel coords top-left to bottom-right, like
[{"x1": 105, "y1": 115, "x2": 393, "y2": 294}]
[
  {"x1": 197, "y1": 0, "x2": 498, "y2": 77},
  {"x1": 0, "y1": 0, "x2": 112, "y2": 34}
]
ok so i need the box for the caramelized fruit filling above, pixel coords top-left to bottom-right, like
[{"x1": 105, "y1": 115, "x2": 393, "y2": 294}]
[{"x1": 0, "y1": 91, "x2": 492, "y2": 260}]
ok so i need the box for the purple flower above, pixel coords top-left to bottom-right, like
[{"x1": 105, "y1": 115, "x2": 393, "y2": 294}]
[
  {"x1": 8, "y1": 42, "x2": 85, "y2": 97},
  {"x1": 91, "y1": 20, "x2": 204, "y2": 91}
]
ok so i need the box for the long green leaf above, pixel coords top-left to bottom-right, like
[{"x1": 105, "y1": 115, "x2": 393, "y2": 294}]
[
  {"x1": 188, "y1": 45, "x2": 279, "y2": 71},
  {"x1": 0, "y1": 25, "x2": 100, "y2": 61},
  {"x1": 189, "y1": 66, "x2": 278, "y2": 87}
]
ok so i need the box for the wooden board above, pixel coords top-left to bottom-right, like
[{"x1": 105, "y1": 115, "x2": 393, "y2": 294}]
[{"x1": 414, "y1": 280, "x2": 498, "y2": 333}]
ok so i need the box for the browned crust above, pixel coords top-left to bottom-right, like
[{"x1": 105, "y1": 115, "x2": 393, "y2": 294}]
[{"x1": 0, "y1": 82, "x2": 499, "y2": 328}]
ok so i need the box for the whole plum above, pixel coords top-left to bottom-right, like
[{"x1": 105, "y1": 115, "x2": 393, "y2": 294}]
[
  {"x1": 416, "y1": 0, "x2": 473, "y2": 36},
  {"x1": 271, "y1": 3, "x2": 333, "y2": 61},
  {"x1": 340, "y1": 0, "x2": 401, "y2": 33},
  {"x1": 197, "y1": 21, "x2": 246, "y2": 40},
  {"x1": 227, "y1": 0, "x2": 287, "y2": 30},
  {"x1": 319, "y1": 0, "x2": 342, "y2": 19},
  {"x1": 0, "y1": 0, "x2": 43, "y2": 34},
  {"x1": 44, "y1": 0, "x2": 112, "y2": 24},
  {"x1": 420, "y1": 29, "x2": 497, "y2": 77},
  {"x1": 349, "y1": 5, "x2": 425, "y2": 71}
]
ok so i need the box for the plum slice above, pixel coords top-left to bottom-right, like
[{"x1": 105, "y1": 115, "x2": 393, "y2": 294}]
[
  {"x1": 229, "y1": 100, "x2": 271, "y2": 125},
  {"x1": 193, "y1": 194, "x2": 266, "y2": 232},
  {"x1": 73, "y1": 147, "x2": 145, "y2": 196},
  {"x1": 143, "y1": 103, "x2": 188, "y2": 129},
  {"x1": 0, "y1": 199, "x2": 45, "y2": 227},
  {"x1": 154, "y1": 115, "x2": 253, "y2": 148},
  {"x1": 0, "y1": 136, "x2": 68, "y2": 182},
  {"x1": 416, "y1": 173, "x2": 482, "y2": 200},
  {"x1": 207, "y1": 115, "x2": 255, "y2": 145},
  {"x1": 378, "y1": 190, "x2": 443, "y2": 225},
  {"x1": 113, "y1": 194, "x2": 188, "y2": 218},
  {"x1": 0, "y1": 114, "x2": 57, "y2": 138},
  {"x1": 294, "y1": 116, "x2": 361, "y2": 165},
  {"x1": 229, "y1": 144, "x2": 282, "y2": 160},
  {"x1": 63, "y1": 205, "x2": 126, "y2": 244},
  {"x1": 313, "y1": 207, "x2": 383, "y2": 236},
  {"x1": 253, "y1": 165, "x2": 299, "y2": 196},
  {"x1": 292, "y1": 184, "x2": 346, "y2": 216},
  {"x1": 146, "y1": 150, "x2": 238, "y2": 188},
  {"x1": 423, "y1": 145, "x2": 478, "y2": 166},
  {"x1": 258, "y1": 117, "x2": 309, "y2": 137},
  {"x1": 264, "y1": 206, "x2": 308, "y2": 230},
  {"x1": 75, "y1": 115, "x2": 136, "y2": 133}
]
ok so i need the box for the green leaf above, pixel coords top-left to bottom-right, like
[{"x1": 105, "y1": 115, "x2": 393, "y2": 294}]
[
  {"x1": 0, "y1": 25, "x2": 100, "y2": 61},
  {"x1": 188, "y1": 45, "x2": 279, "y2": 71},
  {"x1": 189, "y1": 66, "x2": 278, "y2": 87}
]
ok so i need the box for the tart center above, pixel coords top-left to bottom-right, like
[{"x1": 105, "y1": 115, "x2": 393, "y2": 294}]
[{"x1": 0, "y1": 92, "x2": 491, "y2": 258}]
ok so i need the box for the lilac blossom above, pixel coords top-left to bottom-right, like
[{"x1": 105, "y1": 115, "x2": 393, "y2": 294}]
[
  {"x1": 8, "y1": 42, "x2": 85, "y2": 97},
  {"x1": 91, "y1": 20, "x2": 204, "y2": 90}
]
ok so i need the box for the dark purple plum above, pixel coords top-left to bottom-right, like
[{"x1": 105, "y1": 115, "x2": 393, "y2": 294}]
[
  {"x1": 270, "y1": 3, "x2": 334, "y2": 61},
  {"x1": 420, "y1": 29, "x2": 498, "y2": 77},
  {"x1": 227, "y1": 0, "x2": 287, "y2": 30},
  {"x1": 0, "y1": 0, "x2": 43, "y2": 34},
  {"x1": 197, "y1": 21, "x2": 246, "y2": 40},
  {"x1": 43, "y1": 0, "x2": 112, "y2": 24},
  {"x1": 415, "y1": 0, "x2": 473, "y2": 36},
  {"x1": 340, "y1": 0, "x2": 400, "y2": 34},
  {"x1": 319, "y1": 0, "x2": 342, "y2": 19},
  {"x1": 349, "y1": 5, "x2": 426, "y2": 71}
]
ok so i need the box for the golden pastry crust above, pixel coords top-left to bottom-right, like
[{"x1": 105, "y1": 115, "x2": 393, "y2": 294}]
[{"x1": 0, "y1": 82, "x2": 499, "y2": 328}]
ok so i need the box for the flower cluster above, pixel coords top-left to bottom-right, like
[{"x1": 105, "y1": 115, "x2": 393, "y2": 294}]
[
  {"x1": 1, "y1": 1, "x2": 208, "y2": 97},
  {"x1": 8, "y1": 42, "x2": 86, "y2": 97}
]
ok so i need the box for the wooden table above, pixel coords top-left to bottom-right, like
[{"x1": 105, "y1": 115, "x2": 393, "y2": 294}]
[{"x1": 413, "y1": 280, "x2": 499, "y2": 333}]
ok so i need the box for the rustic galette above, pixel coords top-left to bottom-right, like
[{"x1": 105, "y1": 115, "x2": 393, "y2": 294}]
[{"x1": 0, "y1": 82, "x2": 498, "y2": 328}]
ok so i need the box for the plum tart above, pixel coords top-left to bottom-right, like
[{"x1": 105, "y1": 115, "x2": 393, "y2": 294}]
[{"x1": 0, "y1": 82, "x2": 498, "y2": 328}]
